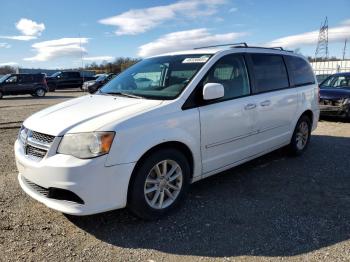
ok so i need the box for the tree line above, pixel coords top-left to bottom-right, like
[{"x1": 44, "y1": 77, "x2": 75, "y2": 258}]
[{"x1": 0, "y1": 57, "x2": 140, "y2": 75}]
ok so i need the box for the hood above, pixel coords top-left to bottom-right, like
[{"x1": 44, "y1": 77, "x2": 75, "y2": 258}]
[
  {"x1": 23, "y1": 95, "x2": 163, "y2": 136},
  {"x1": 320, "y1": 88, "x2": 350, "y2": 100}
]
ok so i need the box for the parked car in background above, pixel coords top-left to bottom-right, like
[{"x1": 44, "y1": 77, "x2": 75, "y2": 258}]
[
  {"x1": 316, "y1": 74, "x2": 331, "y2": 84},
  {"x1": 46, "y1": 71, "x2": 95, "y2": 91},
  {"x1": 319, "y1": 72, "x2": 350, "y2": 118},
  {"x1": 82, "y1": 73, "x2": 116, "y2": 93},
  {"x1": 0, "y1": 73, "x2": 47, "y2": 98},
  {"x1": 15, "y1": 44, "x2": 319, "y2": 219}
]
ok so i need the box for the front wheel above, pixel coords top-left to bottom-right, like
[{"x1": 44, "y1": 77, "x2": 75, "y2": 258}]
[
  {"x1": 0, "y1": 91, "x2": 3, "y2": 99},
  {"x1": 289, "y1": 115, "x2": 311, "y2": 156},
  {"x1": 128, "y1": 148, "x2": 190, "y2": 220}
]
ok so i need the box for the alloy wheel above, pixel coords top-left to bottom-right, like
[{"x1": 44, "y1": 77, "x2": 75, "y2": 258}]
[
  {"x1": 295, "y1": 121, "x2": 309, "y2": 150},
  {"x1": 144, "y1": 159, "x2": 183, "y2": 209}
]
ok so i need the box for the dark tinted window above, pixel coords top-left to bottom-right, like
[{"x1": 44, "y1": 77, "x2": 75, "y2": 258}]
[
  {"x1": 251, "y1": 54, "x2": 289, "y2": 93},
  {"x1": 19, "y1": 75, "x2": 34, "y2": 83},
  {"x1": 68, "y1": 72, "x2": 80, "y2": 78},
  {"x1": 202, "y1": 54, "x2": 250, "y2": 101},
  {"x1": 286, "y1": 56, "x2": 315, "y2": 86}
]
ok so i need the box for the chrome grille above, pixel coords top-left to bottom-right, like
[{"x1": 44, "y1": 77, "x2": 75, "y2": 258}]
[
  {"x1": 21, "y1": 128, "x2": 55, "y2": 161},
  {"x1": 31, "y1": 131, "x2": 55, "y2": 144},
  {"x1": 23, "y1": 177, "x2": 49, "y2": 197},
  {"x1": 26, "y1": 145, "x2": 47, "y2": 159}
]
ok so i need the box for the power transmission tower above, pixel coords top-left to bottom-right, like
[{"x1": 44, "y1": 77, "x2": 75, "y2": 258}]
[
  {"x1": 314, "y1": 17, "x2": 329, "y2": 61},
  {"x1": 343, "y1": 39, "x2": 347, "y2": 60}
]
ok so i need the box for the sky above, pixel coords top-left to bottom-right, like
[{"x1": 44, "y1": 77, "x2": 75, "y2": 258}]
[{"x1": 0, "y1": 0, "x2": 349, "y2": 69}]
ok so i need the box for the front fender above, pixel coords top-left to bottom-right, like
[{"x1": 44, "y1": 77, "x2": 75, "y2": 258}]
[{"x1": 105, "y1": 107, "x2": 202, "y2": 178}]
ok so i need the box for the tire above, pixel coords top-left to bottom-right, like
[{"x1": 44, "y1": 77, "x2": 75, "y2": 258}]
[
  {"x1": 0, "y1": 91, "x2": 3, "y2": 99},
  {"x1": 289, "y1": 115, "x2": 311, "y2": 156},
  {"x1": 128, "y1": 148, "x2": 191, "y2": 220},
  {"x1": 35, "y1": 88, "x2": 46, "y2": 97}
]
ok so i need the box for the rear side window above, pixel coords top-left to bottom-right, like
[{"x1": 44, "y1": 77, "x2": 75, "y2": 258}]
[
  {"x1": 19, "y1": 75, "x2": 34, "y2": 83},
  {"x1": 286, "y1": 56, "x2": 315, "y2": 86},
  {"x1": 68, "y1": 72, "x2": 80, "y2": 78},
  {"x1": 251, "y1": 54, "x2": 289, "y2": 93}
]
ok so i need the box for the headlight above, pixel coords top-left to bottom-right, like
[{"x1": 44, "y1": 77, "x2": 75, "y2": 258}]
[
  {"x1": 19, "y1": 125, "x2": 28, "y2": 144},
  {"x1": 57, "y1": 132, "x2": 115, "y2": 159},
  {"x1": 343, "y1": 98, "x2": 350, "y2": 105}
]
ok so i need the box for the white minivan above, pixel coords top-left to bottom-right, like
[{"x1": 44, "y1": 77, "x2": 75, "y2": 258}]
[{"x1": 15, "y1": 44, "x2": 319, "y2": 219}]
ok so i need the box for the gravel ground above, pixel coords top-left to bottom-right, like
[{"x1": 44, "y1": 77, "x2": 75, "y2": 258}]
[{"x1": 1, "y1": 91, "x2": 350, "y2": 262}]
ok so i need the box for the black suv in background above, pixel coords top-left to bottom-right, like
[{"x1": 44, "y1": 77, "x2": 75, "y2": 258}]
[
  {"x1": 46, "y1": 71, "x2": 95, "y2": 91},
  {"x1": 0, "y1": 73, "x2": 48, "y2": 99}
]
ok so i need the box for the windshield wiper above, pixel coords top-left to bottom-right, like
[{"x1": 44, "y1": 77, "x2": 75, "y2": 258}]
[{"x1": 104, "y1": 92, "x2": 144, "y2": 99}]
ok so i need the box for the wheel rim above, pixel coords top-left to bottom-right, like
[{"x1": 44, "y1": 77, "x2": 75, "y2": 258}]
[
  {"x1": 144, "y1": 159, "x2": 183, "y2": 209},
  {"x1": 37, "y1": 89, "x2": 45, "y2": 96},
  {"x1": 295, "y1": 121, "x2": 309, "y2": 150}
]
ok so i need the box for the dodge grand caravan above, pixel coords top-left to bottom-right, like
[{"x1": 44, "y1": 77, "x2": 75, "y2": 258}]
[{"x1": 15, "y1": 43, "x2": 319, "y2": 219}]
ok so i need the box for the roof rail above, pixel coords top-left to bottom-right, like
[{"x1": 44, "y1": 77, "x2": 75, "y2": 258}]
[
  {"x1": 194, "y1": 43, "x2": 248, "y2": 49},
  {"x1": 234, "y1": 45, "x2": 293, "y2": 52},
  {"x1": 193, "y1": 43, "x2": 293, "y2": 53}
]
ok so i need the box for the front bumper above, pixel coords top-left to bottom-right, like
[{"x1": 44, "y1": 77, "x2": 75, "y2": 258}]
[
  {"x1": 319, "y1": 104, "x2": 349, "y2": 117},
  {"x1": 15, "y1": 139, "x2": 135, "y2": 215}
]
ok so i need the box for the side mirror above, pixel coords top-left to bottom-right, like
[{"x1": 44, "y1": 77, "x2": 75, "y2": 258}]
[{"x1": 203, "y1": 83, "x2": 224, "y2": 100}]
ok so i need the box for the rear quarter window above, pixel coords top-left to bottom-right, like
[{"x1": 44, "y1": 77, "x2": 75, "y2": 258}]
[
  {"x1": 251, "y1": 54, "x2": 289, "y2": 93},
  {"x1": 286, "y1": 56, "x2": 315, "y2": 86}
]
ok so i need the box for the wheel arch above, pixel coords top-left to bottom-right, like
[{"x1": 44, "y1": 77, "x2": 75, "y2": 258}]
[
  {"x1": 300, "y1": 109, "x2": 313, "y2": 125},
  {"x1": 127, "y1": 141, "x2": 195, "y2": 202}
]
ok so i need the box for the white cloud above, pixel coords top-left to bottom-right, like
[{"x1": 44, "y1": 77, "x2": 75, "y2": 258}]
[
  {"x1": 138, "y1": 28, "x2": 247, "y2": 57},
  {"x1": 0, "y1": 42, "x2": 11, "y2": 48},
  {"x1": 16, "y1": 18, "x2": 45, "y2": 37},
  {"x1": 229, "y1": 7, "x2": 238, "y2": 12},
  {"x1": 0, "y1": 62, "x2": 18, "y2": 67},
  {"x1": 83, "y1": 56, "x2": 114, "y2": 62},
  {"x1": 99, "y1": 0, "x2": 226, "y2": 35},
  {"x1": 0, "y1": 35, "x2": 37, "y2": 41},
  {"x1": 0, "y1": 18, "x2": 45, "y2": 41},
  {"x1": 24, "y1": 38, "x2": 89, "y2": 62},
  {"x1": 266, "y1": 19, "x2": 350, "y2": 48}
]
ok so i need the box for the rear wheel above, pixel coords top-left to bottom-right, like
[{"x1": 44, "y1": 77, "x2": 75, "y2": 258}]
[
  {"x1": 128, "y1": 148, "x2": 190, "y2": 220},
  {"x1": 289, "y1": 115, "x2": 311, "y2": 156},
  {"x1": 35, "y1": 88, "x2": 46, "y2": 97}
]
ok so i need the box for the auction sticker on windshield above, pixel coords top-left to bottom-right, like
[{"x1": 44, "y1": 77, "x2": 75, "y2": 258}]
[{"x1": 182, "y1": 56, "x2": 210, "y2": 63}]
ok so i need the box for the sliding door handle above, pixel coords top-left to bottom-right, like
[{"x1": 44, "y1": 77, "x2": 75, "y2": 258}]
[
  {"x1": 244, "y1": 103, "x2": 257, "y2": 110},
  {"x1": 260, "y1": 100, "x2": 271, "y2": 107}
]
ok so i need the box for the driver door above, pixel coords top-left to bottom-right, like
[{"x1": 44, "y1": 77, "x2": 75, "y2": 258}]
[{"x1": 198, "y1": 54, "x2": 258, "y2": 175}]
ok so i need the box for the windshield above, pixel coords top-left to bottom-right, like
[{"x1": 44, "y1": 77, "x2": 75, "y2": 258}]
[
  {"x1": 96, "y1": 74, "x2": 107, "y2": 82},
  {"x1": 0, "y1": 74, "x2": 10, "y2": 83},
  {"x1": 321, "y1": 75, "x2": 350, "y2": 89},
  {"x1": 99, "y1": 54, "x2": 211, "y2": 99},
  {"x1": 50, "y1": 72, "x2": 61, "y2": 77}
]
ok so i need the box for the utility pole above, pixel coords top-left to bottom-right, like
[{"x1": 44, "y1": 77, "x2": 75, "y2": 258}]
[
  {"x1": 314, "y1": 17, "x2": 329, "y2": 61},
  {"x1": 343, "y1": 39, "x2": 347, "y2": 60}
]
